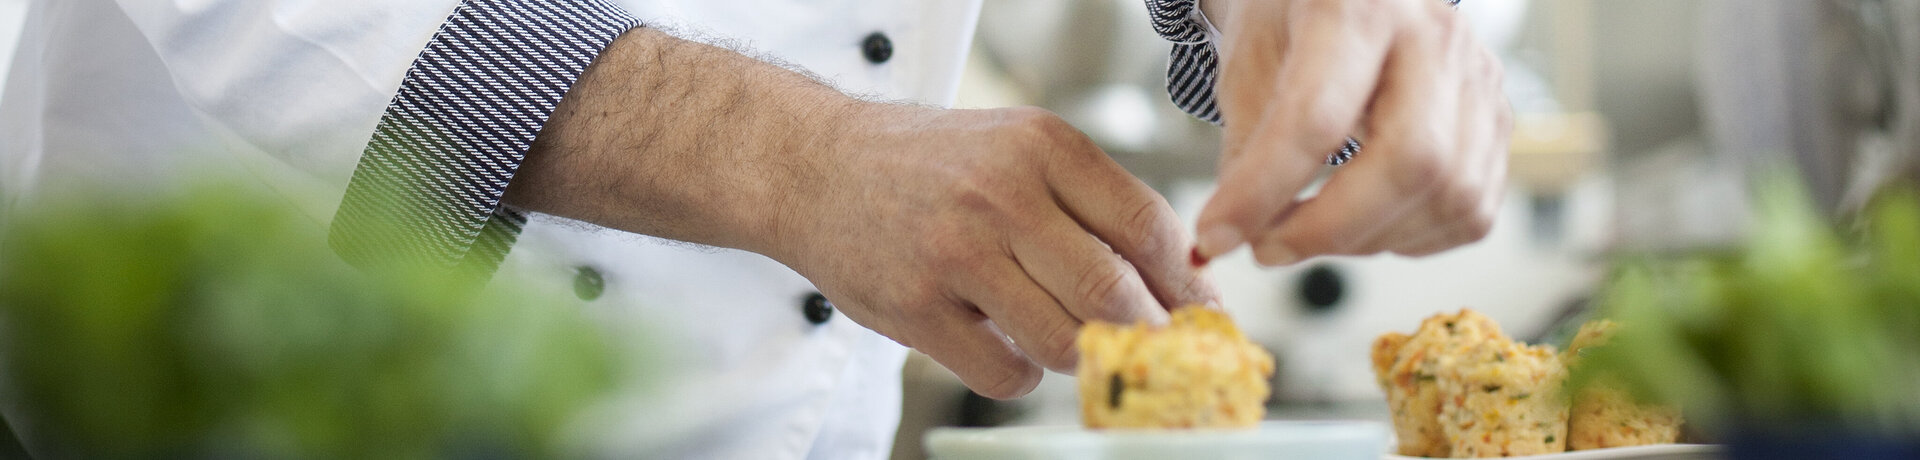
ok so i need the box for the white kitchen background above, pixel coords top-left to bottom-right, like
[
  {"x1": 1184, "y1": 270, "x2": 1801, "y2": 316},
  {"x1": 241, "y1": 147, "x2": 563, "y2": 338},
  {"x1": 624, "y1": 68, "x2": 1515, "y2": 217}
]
[
  {"x1": 0, "y1": 0, "x2": 25, "y2": 92},
  {"x1": 0, "y1": 2, "x2": 1712, "y2": 459}
]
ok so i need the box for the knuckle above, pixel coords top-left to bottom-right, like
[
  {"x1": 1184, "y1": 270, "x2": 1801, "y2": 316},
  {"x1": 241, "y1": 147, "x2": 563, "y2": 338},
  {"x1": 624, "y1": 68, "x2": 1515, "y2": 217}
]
[
  {"x1": 1388, "y1": 150, "x2": 1445, "y2": 193},
  {"x1": 1495, "y1": 101, "x2": 1516, "y2": 133},
  {"x1": 1118, "y1": 198, "x2": 1176, "y2": 255},
  {"x1": 1291, "y1": 106, "x2": 1357, "y2": 150},
  {"x1": 1004, "y1": 106, "x2": 1077, "y2": 144},
  {"x1": 1072, "y1": 258, "x2": 1136, "y2": 320},
  {"x1": 1480, "y1": 48, "x2": 1506, "y2": 82},
  {"x1": 938, "y1": 170, "x2": 1026, "y2": 229},
  {"x1": 1461, "y1": 208, "x2": 1496, "y2": 242},
  {"x1": 1438, "y1": 180, "x2": 1481, "y2": 221},
  {"x1": 1034, "y1": 318, "x2": 1081, "y2": 371},
  {"x1": 895, "y1": 288, "x2": 948, "y2": 321},
  {"x1": 1002, "y1": 107, "x2": 1103, "y2": 164},
  {"x1": 947, "y1": 174, "x2": 1000, "y2": 215},
  {"x1": 918, "y1": 228, "x2": 980, "y2": 269}
]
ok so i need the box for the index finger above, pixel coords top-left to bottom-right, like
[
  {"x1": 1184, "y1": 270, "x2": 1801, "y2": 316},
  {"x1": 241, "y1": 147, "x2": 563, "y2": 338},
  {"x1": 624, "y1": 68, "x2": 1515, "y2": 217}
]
[
  {"x1": 905, "y1": 303, "x2": 1045, "y2": 400},
  {"x1": 1045, "y1": 145, "x2": 1219, "y2": 311},
  {"x1": 1194, "y1": 0, "x2": 1398, "y2": 260}
]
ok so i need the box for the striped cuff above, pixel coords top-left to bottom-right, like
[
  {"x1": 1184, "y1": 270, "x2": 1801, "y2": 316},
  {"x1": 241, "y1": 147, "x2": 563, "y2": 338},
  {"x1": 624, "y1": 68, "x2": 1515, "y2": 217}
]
[
  {"x1": 1145, "y1": 0, "x2": 1221, "y2": 124},
  {"x1": 330, "y1": 0, "x2": 640, "y2": 274},
  {"x1": 1145, "y1": 0, "x2": 1458, "y2": 164}
]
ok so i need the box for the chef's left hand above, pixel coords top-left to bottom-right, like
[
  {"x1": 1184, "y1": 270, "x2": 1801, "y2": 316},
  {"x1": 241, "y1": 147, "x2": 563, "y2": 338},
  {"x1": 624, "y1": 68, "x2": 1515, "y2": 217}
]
[{"x1": 1192, "y1": 0, "x2": 1512, "y2": 266}]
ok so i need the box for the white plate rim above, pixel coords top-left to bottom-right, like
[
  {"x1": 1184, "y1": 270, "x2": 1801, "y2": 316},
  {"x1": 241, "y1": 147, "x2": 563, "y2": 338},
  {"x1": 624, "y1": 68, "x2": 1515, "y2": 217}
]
[{"x1": 1382, "y1": 443, "x2": 1722, "y2": 460}]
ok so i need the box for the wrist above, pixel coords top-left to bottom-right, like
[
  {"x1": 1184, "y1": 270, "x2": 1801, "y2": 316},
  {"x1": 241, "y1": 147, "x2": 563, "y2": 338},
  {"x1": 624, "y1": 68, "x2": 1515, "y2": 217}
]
[
  {"x1": 740, "y1": 94, "x2": 878, "y2": 260},
  {"x1": 753, "y1": 99, "x2": 930, "y2": 265}
]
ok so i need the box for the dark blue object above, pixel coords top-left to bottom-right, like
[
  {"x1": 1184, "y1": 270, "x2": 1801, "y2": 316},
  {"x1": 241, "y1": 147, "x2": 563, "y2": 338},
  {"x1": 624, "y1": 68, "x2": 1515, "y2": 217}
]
[{"x1": 1727, "y1": 429, "x2": 1920, "y2": 460}]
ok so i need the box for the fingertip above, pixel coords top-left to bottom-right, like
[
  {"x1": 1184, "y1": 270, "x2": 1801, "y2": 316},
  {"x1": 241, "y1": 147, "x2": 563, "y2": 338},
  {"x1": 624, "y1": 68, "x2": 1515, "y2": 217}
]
[
  {"x1": 1251, "y1": 235, "x2": 1302, "y2": 267},
  {"x1": 1193, "y1": 277, "x2": 1223, "y2": 308},
  {"x1": 1172, "y1": 265, "x2": 1222, "y2": 309},
  {"x1": 1109, "y1": 288, "x2": 1171, "y2": 329},
  {"x1": 971, "y1": 362, "x2": 1044, "y2": 400},
  {"x1": 1051, "y1": 351, "x2": 1080, "y2": 376},
  {"x1": 1200, "y1": 135, "x2": 1321, "y2": 261},
  {"x1": 1199, "y1": 152, "x2": 1269, "y2": 232},
  {"x1": 1194, "y1": 225, "x2": 1245, "y2": 260},
  {"x1": 1188, "y1": 246, "x2": 1210, "y2": 268},
  {"x1": 1140, "y1": 304, "x2": 1172, "y2": 327}
]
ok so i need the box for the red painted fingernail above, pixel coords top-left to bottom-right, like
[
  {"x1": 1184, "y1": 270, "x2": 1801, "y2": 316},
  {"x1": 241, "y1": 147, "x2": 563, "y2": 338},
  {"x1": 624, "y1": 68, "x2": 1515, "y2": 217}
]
[{"x1": 1189, "y1": 246, "x2": 1210, "y2": 267}]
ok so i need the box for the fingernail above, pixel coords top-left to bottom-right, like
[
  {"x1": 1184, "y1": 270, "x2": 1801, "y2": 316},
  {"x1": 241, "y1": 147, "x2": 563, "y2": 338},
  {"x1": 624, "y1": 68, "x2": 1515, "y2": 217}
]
[
  {"x1": 1254, "y1": 243, "x2": 1301, "y2": 267},
  {"x1": 1189, "y1": 247, "x2": 1211, "y2": 267},
  {"x1": 1196, "y1": 227, "x2": 1244, "y2": 259}
]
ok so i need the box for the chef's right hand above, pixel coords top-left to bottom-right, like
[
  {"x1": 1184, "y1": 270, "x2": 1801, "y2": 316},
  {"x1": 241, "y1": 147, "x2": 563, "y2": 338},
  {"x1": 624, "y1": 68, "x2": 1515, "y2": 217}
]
[
  {"x1": 502, "y1": 29, "x2": 1211, "y2": 400},
  {"x1": 764, "y1": 104, "x2": 1218, "y2": 399}
]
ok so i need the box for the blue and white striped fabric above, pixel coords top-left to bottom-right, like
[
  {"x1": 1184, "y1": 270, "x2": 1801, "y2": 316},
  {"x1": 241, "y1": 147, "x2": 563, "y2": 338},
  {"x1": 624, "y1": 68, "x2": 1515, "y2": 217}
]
[
  {"x1": 1144, "y1": 0, "x2": 1461, "y2": 165},
  {"x1": 1145, "y1": 0, "x2": 1221, "y2": 125},
  {"x1": 329, "y1": 0, "x2": 639, "y2": 274}
]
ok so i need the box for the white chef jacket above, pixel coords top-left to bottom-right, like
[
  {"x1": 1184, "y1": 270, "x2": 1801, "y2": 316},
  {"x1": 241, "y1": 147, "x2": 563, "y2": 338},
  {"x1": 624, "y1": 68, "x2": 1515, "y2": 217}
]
[{"x1": 0, "y1": 0, "x2": 980, "y2": 459}]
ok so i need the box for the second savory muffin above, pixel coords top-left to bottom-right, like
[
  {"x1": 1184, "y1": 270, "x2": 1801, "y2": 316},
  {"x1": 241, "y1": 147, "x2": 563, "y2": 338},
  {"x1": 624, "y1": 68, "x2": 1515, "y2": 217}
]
[
  {"x1": 1077, "y1": 306, "x2": 1274, "y2": 429},
  {"x1": 1437, "y1": 339, "x2": 1570, "y2": 458},
  {"x1": 1563, "y1": 321, "x2": 1684, "y2": 450},
  {"x1": 1370, "y1": 309, "x2": 1508, "y2": 457}
]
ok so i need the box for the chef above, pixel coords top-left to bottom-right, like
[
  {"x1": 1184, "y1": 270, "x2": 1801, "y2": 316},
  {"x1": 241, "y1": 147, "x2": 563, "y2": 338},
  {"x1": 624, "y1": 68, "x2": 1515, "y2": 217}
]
[{"x1": 0, "y1": 0, "x2": 1507, "y2": 458}]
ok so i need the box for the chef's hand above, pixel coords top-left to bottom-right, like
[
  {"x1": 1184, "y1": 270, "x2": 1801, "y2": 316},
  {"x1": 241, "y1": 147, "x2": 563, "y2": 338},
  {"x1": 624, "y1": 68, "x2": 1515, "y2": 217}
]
[
  {"x1": 1192, "y1": 0, "x2": 1513, "y2": 266},
  {"x1": 766, "y1": 104, "x2": 1217, "y2": 399},
  {"x1": 504, "y1": 28, "x2": 1214, "y2": 400}
]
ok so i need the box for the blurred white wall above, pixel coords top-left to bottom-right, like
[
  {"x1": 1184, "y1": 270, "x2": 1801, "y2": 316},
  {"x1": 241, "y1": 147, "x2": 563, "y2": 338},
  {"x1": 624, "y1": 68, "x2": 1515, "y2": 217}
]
[{"x1": 0, "y1": 0, "x2": 26, "y2": 98}]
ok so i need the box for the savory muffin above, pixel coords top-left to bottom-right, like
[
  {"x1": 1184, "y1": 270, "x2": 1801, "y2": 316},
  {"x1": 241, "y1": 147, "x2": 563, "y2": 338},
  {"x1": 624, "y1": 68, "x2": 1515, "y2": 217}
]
[
  {"x1": 1077, "y1": 306, "x2": 1274, "y2": 429},
  {"x1": 1437, "y1": 339, "x2": 1570, "y2": 458},
  {"x1": 1370, "y1": 309, "x2": 1510, "y2": 457},
  {"x1": 1563, "y1": 321, "x2": 1684, "y2": 450}
]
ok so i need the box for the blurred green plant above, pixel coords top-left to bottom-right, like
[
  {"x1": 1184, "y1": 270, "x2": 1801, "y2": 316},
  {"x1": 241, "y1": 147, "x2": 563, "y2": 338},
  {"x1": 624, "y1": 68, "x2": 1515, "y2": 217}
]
[
  {"x1": 1576, "y1": 171, "x2": 1920, "y2": 437},
  {"x1": 0, "y1": 180, "x2": 626, "y2": 459}
]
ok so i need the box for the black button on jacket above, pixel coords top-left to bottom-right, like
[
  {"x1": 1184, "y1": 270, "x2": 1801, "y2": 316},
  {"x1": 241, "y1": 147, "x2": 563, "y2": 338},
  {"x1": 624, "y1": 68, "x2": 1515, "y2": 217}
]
[
  {"x1": 862, "y1": 32, "x2": 892, "y2": 64},
  {"x1": 802, "y1": 293, "x2": 834, "y2": 325}
]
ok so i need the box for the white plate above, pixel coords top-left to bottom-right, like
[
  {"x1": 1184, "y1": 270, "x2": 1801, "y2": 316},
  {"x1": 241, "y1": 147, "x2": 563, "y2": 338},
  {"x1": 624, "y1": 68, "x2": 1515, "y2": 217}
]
[
  {"x1": 925, "y1": 420, "x2": 1391, "y2": 460},
  {"x1": 1383, "y1": 444, "x2": 1723, "y2": 460}
]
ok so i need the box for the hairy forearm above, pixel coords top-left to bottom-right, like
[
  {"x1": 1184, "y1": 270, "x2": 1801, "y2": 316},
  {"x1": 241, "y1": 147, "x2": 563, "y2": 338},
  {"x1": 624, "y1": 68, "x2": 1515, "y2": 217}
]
[
  {"x1": 503, "y1": 27, "x2": 861, "y2": 254},
  {"x1": 503, "y1": 27, "x2": 1225, "y2": 400}
]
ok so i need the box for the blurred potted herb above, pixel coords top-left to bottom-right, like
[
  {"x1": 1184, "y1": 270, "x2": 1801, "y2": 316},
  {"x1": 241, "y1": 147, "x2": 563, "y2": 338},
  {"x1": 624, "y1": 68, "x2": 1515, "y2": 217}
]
[
  {"x1": 1576, "y1": 172, "x2": 1920, "y2": 459},
  {"x1": 0, "y1": 180, "x2": 627, "y2": 459}
]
